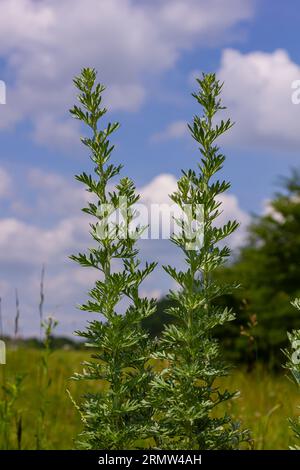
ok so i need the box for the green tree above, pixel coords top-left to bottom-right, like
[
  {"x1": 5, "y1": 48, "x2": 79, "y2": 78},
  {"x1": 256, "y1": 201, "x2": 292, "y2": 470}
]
[
  {"x1": 70, "y1": 68, "x2": 157, "y2": 449},
  {"x1": 217, "y1": 170, "x2": 300, "y2": 366},
  {"x1": 150, "y1": 73, "x2": 249, "y2": 449}
]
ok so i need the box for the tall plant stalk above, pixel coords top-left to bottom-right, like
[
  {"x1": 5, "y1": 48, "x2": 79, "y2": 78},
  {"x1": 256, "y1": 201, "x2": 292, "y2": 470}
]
[
  {"x1": 36, "y1": 316, "x2": 58, "y2": 450},
  {"x1": 39, "y1": 264, "x2": 45, "y2": 339},
  {"x1": 14, "y1": 289, "x2": 20, "y2": 339},
  {"x1": 151, "y1": 73, "x2": 249, "y2": 449},
  {"x1": 70, "y1": 68, "x2": 157, "y2": 449}
]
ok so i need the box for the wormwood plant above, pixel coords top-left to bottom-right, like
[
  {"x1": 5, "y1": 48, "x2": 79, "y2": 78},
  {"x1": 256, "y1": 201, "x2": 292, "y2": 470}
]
[
  {"x1": 285, "y1": 298, "x2": 300, "y2": 448},
  {"x1": 150, "y1": 73, "x2": 249, "y2": 449},
  {"x1": 70, "y1": 68, "x2": 157, "y2": 449}
]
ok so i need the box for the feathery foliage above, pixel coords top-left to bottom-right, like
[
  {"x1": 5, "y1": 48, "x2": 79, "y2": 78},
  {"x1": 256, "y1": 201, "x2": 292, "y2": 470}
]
[
  {"x1": 285, "y1": 298, "x2": 300, "y2": 448},
  {"x1": 70, "y1": 68, "x2": 157, "y2": 449},
  {"x1": 150, "y1": 73, "x2": 249, "y2": 449}
]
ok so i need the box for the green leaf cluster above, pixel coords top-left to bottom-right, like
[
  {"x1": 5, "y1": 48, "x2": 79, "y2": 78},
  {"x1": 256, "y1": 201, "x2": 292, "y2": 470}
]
[
  {"x1": 70, "y1": 68, "x2": 157, "y2": 449},
  {"x1": 149, "y1": 74, "x2": 249, "y2": 449}
]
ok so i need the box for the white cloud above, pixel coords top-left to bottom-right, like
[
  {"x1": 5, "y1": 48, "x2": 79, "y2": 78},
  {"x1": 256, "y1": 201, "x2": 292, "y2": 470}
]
[
  {"x1": 32, "y1": 114, "x2": 80, "y2": 148},
  {"x1": 0, "y1": 168, "x2": 250, "y2": 336},
  {"x1": 27, "y1": 167, "x2": 88, "y2": 216},
  {"x1": 0, "y1": 167, "x2": 12, "y2": 198},
  {"x1": 0, "y1": 216, "x2": 87, "y2": 264},
  {"x1": 105, "y1": 84, "x2": 145, "y2": 113},
  {"x1": 139, "y1": 174, "x2": 178, "y2": 204},
  {"x1": 215, "y1": 48, "x2": 300, "y2": 151},
  {"x1": 262, "y1": 199, "x2": 283, "y2": 224},
  {"x1": 30, "y1": 267, "x2": 99, "y2": 306},
  {"x1": 138, "y1": 172, "x2": 250, "y2": 247},
  {"x1": 216, "y1": 193, "x2": 250, "y2": 247},
  {"x1": 0, "y1": 0, "x2": 254, "y2": 147},
  {"x1": 138, "y1": 174, "x2": 181, "y2": 239},
  {"x1": 0, "y1": 279, "x2": 10, "y2": 298},
  {"x1": 151, "y1": 120, "x2": 188, "y2": 142},
  {"x1": 261, "y1": 195, "x2": 300, "y2": 224}
]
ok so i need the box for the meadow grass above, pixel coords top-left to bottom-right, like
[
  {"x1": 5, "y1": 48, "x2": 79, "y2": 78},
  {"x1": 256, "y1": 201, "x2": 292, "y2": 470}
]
[
  {"x1": 0, "y1": 348, "x2": 91, "y2": 449},
  {"x1": 220, "y1": 367, "x2": 298, "y2": 449},
  {"x1": 0, "y1": 347, "x2": 299, "y2": 449}
]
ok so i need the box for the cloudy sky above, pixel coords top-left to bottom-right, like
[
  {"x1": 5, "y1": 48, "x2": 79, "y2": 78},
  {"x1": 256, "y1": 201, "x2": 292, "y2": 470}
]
[{"x1": 0, "y1": 0, "x2": 299, "y2": 337}]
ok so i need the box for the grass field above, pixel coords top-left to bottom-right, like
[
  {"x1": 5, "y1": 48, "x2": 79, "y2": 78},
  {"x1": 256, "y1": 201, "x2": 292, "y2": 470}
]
[{"x1": 0, "y1": 347, "x2": 299, "y2": 450}]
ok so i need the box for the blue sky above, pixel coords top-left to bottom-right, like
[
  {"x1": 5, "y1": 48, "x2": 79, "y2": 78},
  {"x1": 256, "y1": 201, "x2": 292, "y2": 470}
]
[{"x1": 0, "y1": 0, "x2": 299, "y2": 336}]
